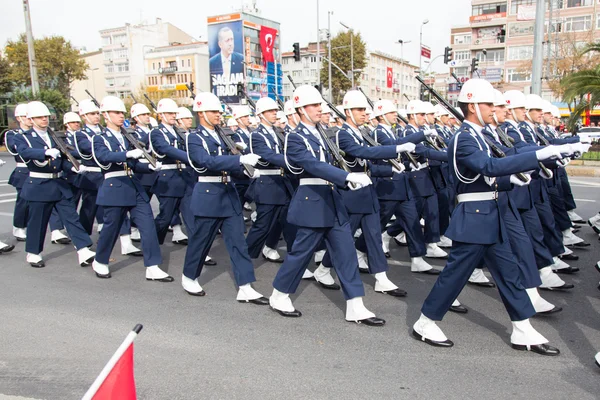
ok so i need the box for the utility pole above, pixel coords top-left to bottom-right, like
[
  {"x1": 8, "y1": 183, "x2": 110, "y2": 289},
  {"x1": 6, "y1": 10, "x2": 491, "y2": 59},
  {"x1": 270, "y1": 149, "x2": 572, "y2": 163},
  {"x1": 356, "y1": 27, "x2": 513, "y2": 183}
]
[
  {"x1": 531, "y1": 0, "x2": 546, "y2": 95},
  {"x1": 23, "y1": 0, "x2": 40, "y2": 96},
  {"x1": 328, "y1": 11, "x2": 333, "y2": 102}
]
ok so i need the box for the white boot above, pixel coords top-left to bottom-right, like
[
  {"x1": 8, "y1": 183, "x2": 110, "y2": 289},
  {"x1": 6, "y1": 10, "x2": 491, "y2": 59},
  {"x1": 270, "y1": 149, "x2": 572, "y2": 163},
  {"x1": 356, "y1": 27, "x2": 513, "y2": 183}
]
[
  {"x1": 588, "y1": 213, "x2": 600, "y2": 233},
  {"x1": 510, "y1": 319, "x2": 548, "y2": 346},
  {"x1": 412, "y1": 313, "x2": 453, "y2": 346},
  {"x1": 426, "y1": 243, "x2": 447, "y2": 258},
  {"x1": 468, "y1": 268, "x2": 490, "y2": 283},
  {"x1": 269, "y1": 288, "x2": 296, "y2": 313},
  {"x1": 562, "y1": 229, "x2": 584, "y2": 246},
  {"x1": 539, "y1": 266, "x2": 569, "y2": 289},
  {"x1": 437, "y1": 235, "x2": 452, "y2": 248},
  {"x1": 394, "y1": 232, "x2": 407, "y2": 245},
  {"x1": 345, "y1": 297, "x2": 376, "y2": 322},
  {"x1": 120, "y1": 235, "x2": 142, "y2": 256},
  {"x1": 354, "y1": 228, "x2": 362, "y2": 238},
  {"x1": 551, "y1": 256, "x2": 571, "y2": 272},
  {"x1": 182, "y1": 275, "x2": 204, "y2": 295},
  {"x1": 420, "y1": 218, "x2": 425, "y2": 227},
  {"x1": 356, "y1": 249, "x2": 369, "y2": 272},
  {"x1": 77, "y1": 247, "x2": 95, "y2": 266},
  {"x1": 381, "y1": 231, "x2": 391, "y2": 254},
  {"x1": 411, "y1": 257, "x2": 436, "y2": 273},
  {"x1": 251, "y1": 211, "x2": 257, "y2": 222},
  {"x1": 130, "y1": 227, "x2": 140, "y2": 242},
  {"x1": 314, "y1": 265, "x2": 336, "y2": 286},
  {"x1": 526, "y1": 288, "x2": 558, "y2": 313},
  {"x1": 13, "y1": 227, "x2": 26, "y2": 240},
  {"x1": 237, "y1": 283, "x2": 265, "y2": 302},
  {"x1": 243, "y1": 201, "x2": 252, "y2": 211},
  {"x1": 145, "y1": 265, "x2": 173, "y2": 281},
  {"x1": 262, "y1": 245, "x2": 282, "y2": 261},
  {"x1": 302, "y1": 269, "x2": 315, "y2": 280},
  {"x1": 171, "y1": 224, "x2": 188, "y2": 243},
  {"x1": 92, "y1": 260, "x2": 110, "y2": 278},
  {"x1": 51, "y1": 230, "x2": 70, "y2": 244},
  {"x1": 452, "y1": 299, "x2": 461, "y2": 307},
  {"x1": 97, "y1": 223, "x2": 103, "y2": 233},
  {"x1": 26, "y1": 252, "x2": 44, "y2": 267},
  {"x1": 567, "y1": 210, "x2": 583, "y2": 222},
  {"x1": 561, "y1": 246, "x2": 573, "y2": 256},
  {"x1": 314, "y1": 249, "x2": 325, "y2": 265},
  {"x1": 373, "y1": 272, "x2": 399, "y2": 292}
]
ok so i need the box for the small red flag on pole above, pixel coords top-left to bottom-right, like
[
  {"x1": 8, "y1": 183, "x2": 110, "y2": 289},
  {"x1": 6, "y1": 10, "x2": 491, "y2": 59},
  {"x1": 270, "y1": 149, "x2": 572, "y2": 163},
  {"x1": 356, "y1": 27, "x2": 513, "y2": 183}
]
[{"x1": 82, "y1": 324, "x2": 143, "y2": 400}]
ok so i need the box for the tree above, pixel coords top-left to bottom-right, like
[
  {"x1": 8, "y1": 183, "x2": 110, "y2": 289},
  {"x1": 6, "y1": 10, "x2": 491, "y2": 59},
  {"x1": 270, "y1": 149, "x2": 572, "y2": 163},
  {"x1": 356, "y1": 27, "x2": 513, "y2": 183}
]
[
  {"x1": 13, "y1": 88, "x2": 71, "y2": 113},
  {"x1": 4, "y1": 34, "x2": 88, "y2": 98},
  {"x1": 320, "y1": 31, "x2": 367, "y2": 104},
  {"x1": 0, "y1": 57, "x2": 12, "y2": 95}
]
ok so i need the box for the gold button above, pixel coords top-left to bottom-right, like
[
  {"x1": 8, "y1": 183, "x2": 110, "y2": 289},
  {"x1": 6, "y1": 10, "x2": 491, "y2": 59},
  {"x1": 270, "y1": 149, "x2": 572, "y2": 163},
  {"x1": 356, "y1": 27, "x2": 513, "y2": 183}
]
[
  {"x1": 206, "y1": 189, "x2": 209, "y2": 192},
  {"x1": 110, "y1": 183, "x2": 113, "y2": 186},
  {"x1": 476, "y1": 209, "x2": 479, "y2": 213},
  {"x1": 305, "y1": 197, "x2": 308, "y2": 200}
]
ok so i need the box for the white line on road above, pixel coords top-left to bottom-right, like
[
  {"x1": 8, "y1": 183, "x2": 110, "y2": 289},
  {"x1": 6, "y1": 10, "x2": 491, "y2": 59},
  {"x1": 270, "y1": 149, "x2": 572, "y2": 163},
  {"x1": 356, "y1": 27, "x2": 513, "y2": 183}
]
[
  {"x1": 0, "y1": 193, "x2": 16, "y2": 197},
  {"x1": 573, "y1": 198, "x2": 597, "y2": 202},
  {"x1": 569, "y1": 179, "x2": 600, "y2": 187},
  {"x1": 0, "y1": 198, "x2": 16, "y2": 204},
  {"x1": 0, "y1": 212, "x2": 14, "y2": 217}
]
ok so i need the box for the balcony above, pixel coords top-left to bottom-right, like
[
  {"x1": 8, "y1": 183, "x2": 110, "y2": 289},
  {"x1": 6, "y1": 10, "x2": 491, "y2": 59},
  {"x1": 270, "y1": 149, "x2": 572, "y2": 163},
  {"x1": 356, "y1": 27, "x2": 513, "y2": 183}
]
[{"x1": 471, "y1": 36, "x2": 506, "y2": 50}]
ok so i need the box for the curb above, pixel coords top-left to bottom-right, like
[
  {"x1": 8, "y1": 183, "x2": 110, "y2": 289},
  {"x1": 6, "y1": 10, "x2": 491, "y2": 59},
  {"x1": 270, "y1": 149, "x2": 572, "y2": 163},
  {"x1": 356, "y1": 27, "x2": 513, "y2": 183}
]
[{"x1": 566, "y1": 166, "x2": 600, "y2": 177}]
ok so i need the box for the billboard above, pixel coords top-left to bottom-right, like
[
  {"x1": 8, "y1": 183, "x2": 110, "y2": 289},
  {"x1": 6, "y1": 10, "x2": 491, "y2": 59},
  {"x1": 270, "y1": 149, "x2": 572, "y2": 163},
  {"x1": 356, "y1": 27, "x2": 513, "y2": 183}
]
[{"x1": 207, "y1": 14, "x2": 245, "y2": 103}]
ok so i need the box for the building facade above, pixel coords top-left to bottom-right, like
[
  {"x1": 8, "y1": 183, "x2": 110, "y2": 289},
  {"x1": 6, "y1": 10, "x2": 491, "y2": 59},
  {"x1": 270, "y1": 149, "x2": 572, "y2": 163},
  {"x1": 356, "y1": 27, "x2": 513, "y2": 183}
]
[
  {"x1": 70, "y1": 50, "x2": 107, "y2": 110},
  {"x1": 280, "y1": 42, "x2": 324, "y2": 100}
]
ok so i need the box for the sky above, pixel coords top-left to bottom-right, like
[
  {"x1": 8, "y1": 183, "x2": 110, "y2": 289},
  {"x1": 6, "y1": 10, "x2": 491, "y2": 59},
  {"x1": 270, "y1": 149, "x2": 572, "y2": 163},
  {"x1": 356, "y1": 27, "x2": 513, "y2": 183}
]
[{"x1": 1, "y1": 0, "x2": 471, "y2": 73}]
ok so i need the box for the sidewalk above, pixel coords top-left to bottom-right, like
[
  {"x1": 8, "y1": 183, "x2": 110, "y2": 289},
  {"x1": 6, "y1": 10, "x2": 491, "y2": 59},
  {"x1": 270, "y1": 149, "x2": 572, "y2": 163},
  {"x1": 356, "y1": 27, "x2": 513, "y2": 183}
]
[{"x1": 566, "y1": 160, "x2": 600, "y2": 177}]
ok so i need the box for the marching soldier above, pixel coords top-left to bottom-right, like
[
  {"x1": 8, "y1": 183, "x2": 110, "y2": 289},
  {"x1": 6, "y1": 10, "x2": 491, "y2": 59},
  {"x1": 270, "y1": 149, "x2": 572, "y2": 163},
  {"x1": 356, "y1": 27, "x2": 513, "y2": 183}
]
[
  {"x1": 13, "y1": 101, "x2": 95, "y2": 268},
  {"x1": 230, "y1": 105, "x2": 253, "y2": 213},
  {"x1": 270, "y1": 85, "x2": 384, "y2": 325},
  {"x1": 283, "y1": 100, "x2": 299, "y2": 133},
  {"x1": 412, "y1": 79, "x2": 564, "y2": 354},
  {"x1": 181, "y1": 91, "x2": 265, "y2": 303},
  {"x1": 90, "y1": 96, "x2": 171, "y2": 281}
]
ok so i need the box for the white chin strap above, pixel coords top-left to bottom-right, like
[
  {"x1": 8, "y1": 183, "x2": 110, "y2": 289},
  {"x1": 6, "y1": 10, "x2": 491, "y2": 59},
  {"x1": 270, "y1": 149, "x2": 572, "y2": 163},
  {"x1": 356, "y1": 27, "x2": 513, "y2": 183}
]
[
  {"x1": 474, "y1": 103, "x2": 485, "y2": 126},
  {"x1": 510, "y1": 109, "x2": 519, "y2": 122},
  {"x1": 291, "y1": 114, "x2": 299, "y2": 125},
  {"x1": 30, "y1": 118, "x2": 44, "y2": 130},
  {"x1": 134, "y1": 116, "x2": 147, "y2": 128},
  {"x1": 260, "y1": 114, "x2": 272, "y2": 127},
  {"x1": 83, "y1": 114, "x2": 94, "y2": 125},
  {"x1": 103, "y1": 111, "x2": 115, "y2": 127},
  {"x1": 383, "y1": 115, "x2": 392, "y2": 126},
  {"x1": 300, "y1": 107, "x2": 315, "y2": 125},
  {"x1": 492, "y1": 112, "x2": 499, "y2": 125},
  {"x1": 202, "y1": 111, "x2": 214, "y2": 128},
  {"x1": 348, "y1": 110, "x2": 358, "y2": 127}
]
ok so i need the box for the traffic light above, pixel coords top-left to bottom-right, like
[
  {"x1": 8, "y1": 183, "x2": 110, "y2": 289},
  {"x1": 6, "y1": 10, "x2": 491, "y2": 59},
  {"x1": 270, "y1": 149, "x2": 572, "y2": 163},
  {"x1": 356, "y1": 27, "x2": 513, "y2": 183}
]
[
  {"x1": 189, "y1": 81, "x2": 194, "y2": 93},
  {"x1": 471, "y1": 57, "x2": 479, "y2": 74},
  {"x1": 292, "y1": 42, "x2": 301, "y2": 62},
  {"x1": 237, "y1": 82, "x2": 244, "y2": 97},
  {"x1": 443, "y1": 46, "x2": 453, "y2": 64},
  {"x1": 419, "y1": 86, "x2": 427, "y2": 101}
]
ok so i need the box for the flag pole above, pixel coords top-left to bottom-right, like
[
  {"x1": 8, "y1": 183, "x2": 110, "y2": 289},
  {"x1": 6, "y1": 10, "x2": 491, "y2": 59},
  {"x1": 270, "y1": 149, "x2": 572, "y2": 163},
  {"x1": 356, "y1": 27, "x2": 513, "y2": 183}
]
[{"x1": 81, "y1": 324, "x2": 143, "y2": 400}]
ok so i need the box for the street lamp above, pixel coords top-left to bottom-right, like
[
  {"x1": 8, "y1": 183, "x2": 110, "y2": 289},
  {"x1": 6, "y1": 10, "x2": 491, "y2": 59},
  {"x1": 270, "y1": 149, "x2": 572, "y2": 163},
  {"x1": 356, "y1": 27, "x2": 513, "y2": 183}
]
[
  {"x1": 90, "y1": 67, "x2": 99, "y2": 98},
  {"x1": 397, "y1": 39, "x2": 411, "y2": 106},
  {"x1": 419, "y1": 19, "x2": 429, "y2": 78},
  {"x1": 340, "y1": 21, "x2": 355, "y2": 87}
]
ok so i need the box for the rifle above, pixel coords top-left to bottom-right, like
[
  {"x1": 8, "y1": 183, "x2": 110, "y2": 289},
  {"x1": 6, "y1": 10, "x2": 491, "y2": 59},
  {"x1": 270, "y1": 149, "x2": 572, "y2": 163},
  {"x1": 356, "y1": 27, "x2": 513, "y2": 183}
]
[
  {"x1": 238, "y1": 84, "x2": 286, "y2": 144},
  {"x1": 356, "y1": 87, "x2": 420, "y2": 169},
  {"x1": 84, "y1": 89, "x2": 158, "y2": 168},
  {"x1": 415, "y1": 75, "x2": 529, "y2": 183},
  {"x1": 495, "y1": 125, "x2": 553, "y2": 179},
  {"x1": 186, "y1": 84, "x2": 255, "y2": 177},
  {"x1": 130, "y1": 93, "x2": 139, "y2": 103},
  {"x1": 48, "y1": 127, "x2": 81, "y2": 171},
  {"x1": 143, "y1": 93, "x2": 187, "y2": 143},
  {"x1": 70, "y1": 96, "x2": 79, "y2": 106}
]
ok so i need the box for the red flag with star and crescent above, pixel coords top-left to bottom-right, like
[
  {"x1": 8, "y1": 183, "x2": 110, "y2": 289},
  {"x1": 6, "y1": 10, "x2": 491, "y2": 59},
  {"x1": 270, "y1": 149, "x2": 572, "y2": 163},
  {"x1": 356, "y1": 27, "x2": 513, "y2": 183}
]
[
  {"x1": 259, "y1": 26, "x2": 278, "y2": 63},
  {"x1": 386, "y1": 67, "x2": 393, "y2": 88}
]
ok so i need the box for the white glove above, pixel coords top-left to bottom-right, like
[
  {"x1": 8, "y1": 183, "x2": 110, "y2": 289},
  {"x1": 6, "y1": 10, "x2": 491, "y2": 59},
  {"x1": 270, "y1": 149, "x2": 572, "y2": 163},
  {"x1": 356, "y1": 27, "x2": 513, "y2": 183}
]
[
  {"x1": 423, "y1": 129, "x2": 438, "y2": 137},
  {"x1": 535, "y1": 146, "x2": 563, "y2": 161},
  {"x1": 510, "y1": 173, "x2": 531, "y2": 186},
  {"x1": 236, "y1": 142, "x2": 248, "y2": 151},
  {"x1": 410, "y1": 162, "x2": 428, "y2": 171},
  {"x1": 392, "y1": 164, "x2": 405, "y2": 174},
  {"x1": 244, "y1": 168, "x2": 260, "y2": 179},
  {"x1": 396, "y1": 143, "x2": 416, "y2": 153},
  {"x1": 72, "y1": 165, "x2": 88, "y2": 174},
  {"x1": 149, "y1": 161, "x2": 162, "y2": 171},
  {"x1": 572, "y1": 142, "x2": 591, "y2": 154},
  {"x1": 45, "y1": 148, "x2": 61, "y2": 159},
  {"x1": 540, "y1": 168, "x2": 553, "y2": 179},
  {"x1": 240, "y1": 153, "x2": 261, "y2": 167},
  {"x1": 346, "y1": 172, "x2": 372, "y2": 190},
  {"x1": 126, "y1": 149, "x2": 144, "y2": 159},
  {"x1": 0, "y1": 159, "x2": 6, "y2": 166}
]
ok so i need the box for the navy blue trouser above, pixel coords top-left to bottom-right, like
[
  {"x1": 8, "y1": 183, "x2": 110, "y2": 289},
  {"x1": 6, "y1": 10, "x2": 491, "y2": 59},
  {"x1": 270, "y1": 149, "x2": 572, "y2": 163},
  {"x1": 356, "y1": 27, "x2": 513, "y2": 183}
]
[
  {"x1": 535, "y1": 196, "x2": 565, "y2": 257},
  {"x1": 273, "y1": 218, "x2": 365, "y2": 300},
  {"x1": 183, "y1": 214, "x2": 255, "y2": 286},
  {"x1": 504, "y1": 207, "x2": 543, "y2": 288},
  {"x1": 518, "y1": 207, "x2": 555, "y2": 269},
  {"x1": 95, "y1": 192, "x2": 162, "y2": 267},
  {"x1": 246, "y1": 203, "x2": 296, "y2": 258},
  {"x1": 13, "y1": 187, "x2": 28, "y2": 229},
  {"x1": 558, "y1": 168, "x2": 576, "y2": 211},
  {"x1": 154, "y1": 196, "x2": 190, "y2": 244},
  {"x1": 415, "y1": 193, "x2": 440, "y2": 244}
]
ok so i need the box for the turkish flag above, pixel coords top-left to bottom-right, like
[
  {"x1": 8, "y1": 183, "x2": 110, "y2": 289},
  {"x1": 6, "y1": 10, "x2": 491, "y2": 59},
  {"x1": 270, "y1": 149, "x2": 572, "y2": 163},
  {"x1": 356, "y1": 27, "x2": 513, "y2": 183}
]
[
  {"x1": 386, "y1": 67, "x2": 393, "y2": 88},
  {"x1": 92, "y1": 344, "x2": 137, "y2": 400},
  {"x1": 259, "y1": 26, "x2": 278, "y2": 63}
]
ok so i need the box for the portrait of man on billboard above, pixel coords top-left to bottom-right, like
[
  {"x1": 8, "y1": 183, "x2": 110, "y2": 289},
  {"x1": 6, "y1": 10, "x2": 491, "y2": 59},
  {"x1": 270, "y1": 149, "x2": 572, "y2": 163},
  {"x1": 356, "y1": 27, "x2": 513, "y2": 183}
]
[{"x1": 209, "y1": 26, "x2": 244, "y2": 77}]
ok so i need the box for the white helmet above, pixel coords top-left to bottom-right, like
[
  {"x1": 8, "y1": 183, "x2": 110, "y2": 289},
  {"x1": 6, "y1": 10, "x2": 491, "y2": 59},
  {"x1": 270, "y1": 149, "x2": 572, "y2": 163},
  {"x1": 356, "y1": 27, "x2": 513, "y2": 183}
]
[
  {"x1": 157, "y1": 98, "x2": 179, "y2": 113},
  {"x1": 398, "y1": 109, "x2": 408, "y2": 120},
  {"x1": 232, "y1": 105, "x2": 251, "y2": 119},
  {"x1": 176, "y1": 107, "x2": 193, "y2": 120},
  {"x1": 422, "y1": 101, "x2": 436, "y2": 114},
  {"x1": 525, "y1": 94, "x2": 544, "y2": 111},
  {"x1": 373, "y1": 100, "x2": 396, "y2": 117},
  {"x1": 406, "y1": 100, "x2": 426, "y2": 115},
  {"x1": 342, "y1": 90, "x2": 369, "y2": 110},
  {"x1": 284, "y1": 100, "x2": 296, "y2": 116},
  {"x1": 193, "y1": 92, "x2": 222, "y2": 112},
  {"x1": 100, "y1": 96, "x2": 126, "y2": 113},
  {"x1": 504, "y1": 90, "x2": 526, "y2": 109},
  {"x1": 551, "y1": 105, "x2": 561, "y2": 119},
  {"x1": 493, "y1": 89, "x2": 507, "y2": 107},
  {"x1": 26, "y1": 101, "x2": 51, "y2": 118},
  {"x1": 276, "y1": 110, "x2": 285, "y2": 120},
  {"x1": 292, "y1": 85, "x2": 323, "y2": 108},
  {"x1": 130, "y1": 103, "x2": 151, "y2": 118},
  {"x1": 434, "y1": 104, "x2": 450, "y2": 118},
  {"x1": 227, "y1": 118, "x2": 239, "y2": 127},
  {"x1": 541, "y1": 99, "x2": 553, "y2": 114},
  {"x1": 78, "y1": 99, "x2": 100, "y2": 115},
  {"x1": 63, "y1": 112, "x2": 81, "y2": 124},
  {"x1": 321, "y1": 102, "x2": 331, "y2": 114},
  {"x1": 14, "y1": 104, "x2": 28, "y2": 117},
  {"x1": 367, "y1": 108, "x2": 377, "y2": 120},
  {"x1": 457, "y1": 79, "x2": 495, "y2": 104},
  {"x1": 255, "y1": 97, "x2": 279, "y2": 115},
  {"x1": 149, "y1": 117, "x2": 159, "y2": 127}
]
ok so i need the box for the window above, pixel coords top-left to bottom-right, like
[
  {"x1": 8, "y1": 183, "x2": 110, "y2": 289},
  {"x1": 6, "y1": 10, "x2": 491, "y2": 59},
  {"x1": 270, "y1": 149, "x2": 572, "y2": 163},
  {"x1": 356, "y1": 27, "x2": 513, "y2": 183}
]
[
  {"x1": 105, "y1": 78, "x2": 114, "y2": 87},
  {"x1": 454, "y1": 34, "x2": 471, "y2": 45},
  {"x1": 510, "y1": 0, "x2": 535, "y2": 15},
  {"x1": 101, "y1": 36, "x2": 112, "y2": 46},
  {"x1": 454, "y1": 50, "x2": 471, "y2": 61},
  {"x1": 564, "y1": 15, "x2": 592, "y2": 31},
  {"x1": 105, "y1": 65, "x2": 114, "y2": 73},
  {"x1": 475, "y1": 49, "x2": 504, "y2": 62},
  {"x1": 168, "y1": 61, "x2": 177, "y2": 68},
  {"x1": 112, "y1": 34, "x2": 126, "y2": 45},
  {"x1": 103, "y1": 51, "x2": 112, "y2": 60},
  {"x1": 508, "y1": 45, "x2": 533, "y2": 60},
  {"x1": 188, "y1": 59, "x2": 191, "y2": 67},
  {"x1": 567, "y1": 0, "x2": 593, "y2": 7},
  {"x1": 454, "y1": 67, "x2": 469, "y2": 77},
  {"x1": 507, "y1": 68, "x2": 531, "y2": 82},
  {"x1": 472, "y1": 2, "x2": 506, "y2": 16},
  {"x1": 113, "y1": 48, "x2": 128, "y2": 59},
  {"x1": 116, "y1": 63, "x2": 129, "y2": 72},
  {"x1": 181, "y1": 60, "x2": 184, "y2": 67}
]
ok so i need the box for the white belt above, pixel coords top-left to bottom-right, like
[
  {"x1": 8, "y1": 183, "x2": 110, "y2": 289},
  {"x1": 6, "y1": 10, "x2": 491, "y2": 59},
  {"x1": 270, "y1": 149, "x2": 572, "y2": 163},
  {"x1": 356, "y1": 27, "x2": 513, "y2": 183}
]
[
  {"x1": 299, "y1": 178, "x2": 330, "y2": 186},
  {"x1": 16, "y1": 163, "x2": 27, "y2": 168},
  {"x1": 256, "y1": 169, "x2": 282, "y2": 176},
  {"x1": 86, "y1": 167, "x2": 102, "y2": 173},
  {"x1": 457, "y1": 192, "x2": 497, "y2": 203},
  {"x1": 104, "y1": 171, "x2": 129, "y2": 179},
  {"x1": 161, "y1": 164, "x2": 187, "y2": 170},
  {"x1": 30, "y1": 171, "x2": 63, "y2": 179},
  {"x1": 198, "y1": 176, "x2": 231, "y2": 183}
]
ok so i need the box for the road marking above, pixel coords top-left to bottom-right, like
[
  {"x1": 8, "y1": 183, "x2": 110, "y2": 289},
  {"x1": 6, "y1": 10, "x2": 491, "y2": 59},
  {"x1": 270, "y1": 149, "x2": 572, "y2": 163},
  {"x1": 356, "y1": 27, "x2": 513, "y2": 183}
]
[
  {"x1": 0, "y1": 179, "x2": 8, "y2": 183},
  {"x1": 569, "y1": 179, "x2": 600, "y2": 187},
  {"x1": 0, "y1": 212, "x2": 14, "y2": 217},
  {"x1": 0, "y1": 184, "x2": 11, "y2": 187},
  {"x1": 574, "y1": 198, "x2": 596, "y2": 202},
  {"x1": 0, "y1": 193, "x2": 16, "y2": 197},
  {"x1": 0, "y1": 198, "x2": 16, "y2": 204}
]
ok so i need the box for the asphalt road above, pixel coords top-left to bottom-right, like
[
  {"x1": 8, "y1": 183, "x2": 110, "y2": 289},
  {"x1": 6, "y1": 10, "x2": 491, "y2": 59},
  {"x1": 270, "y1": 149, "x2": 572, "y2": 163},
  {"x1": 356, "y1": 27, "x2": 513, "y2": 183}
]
[{"x1": 0, "y1": 154, "x2": 599, "y2": 400}]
